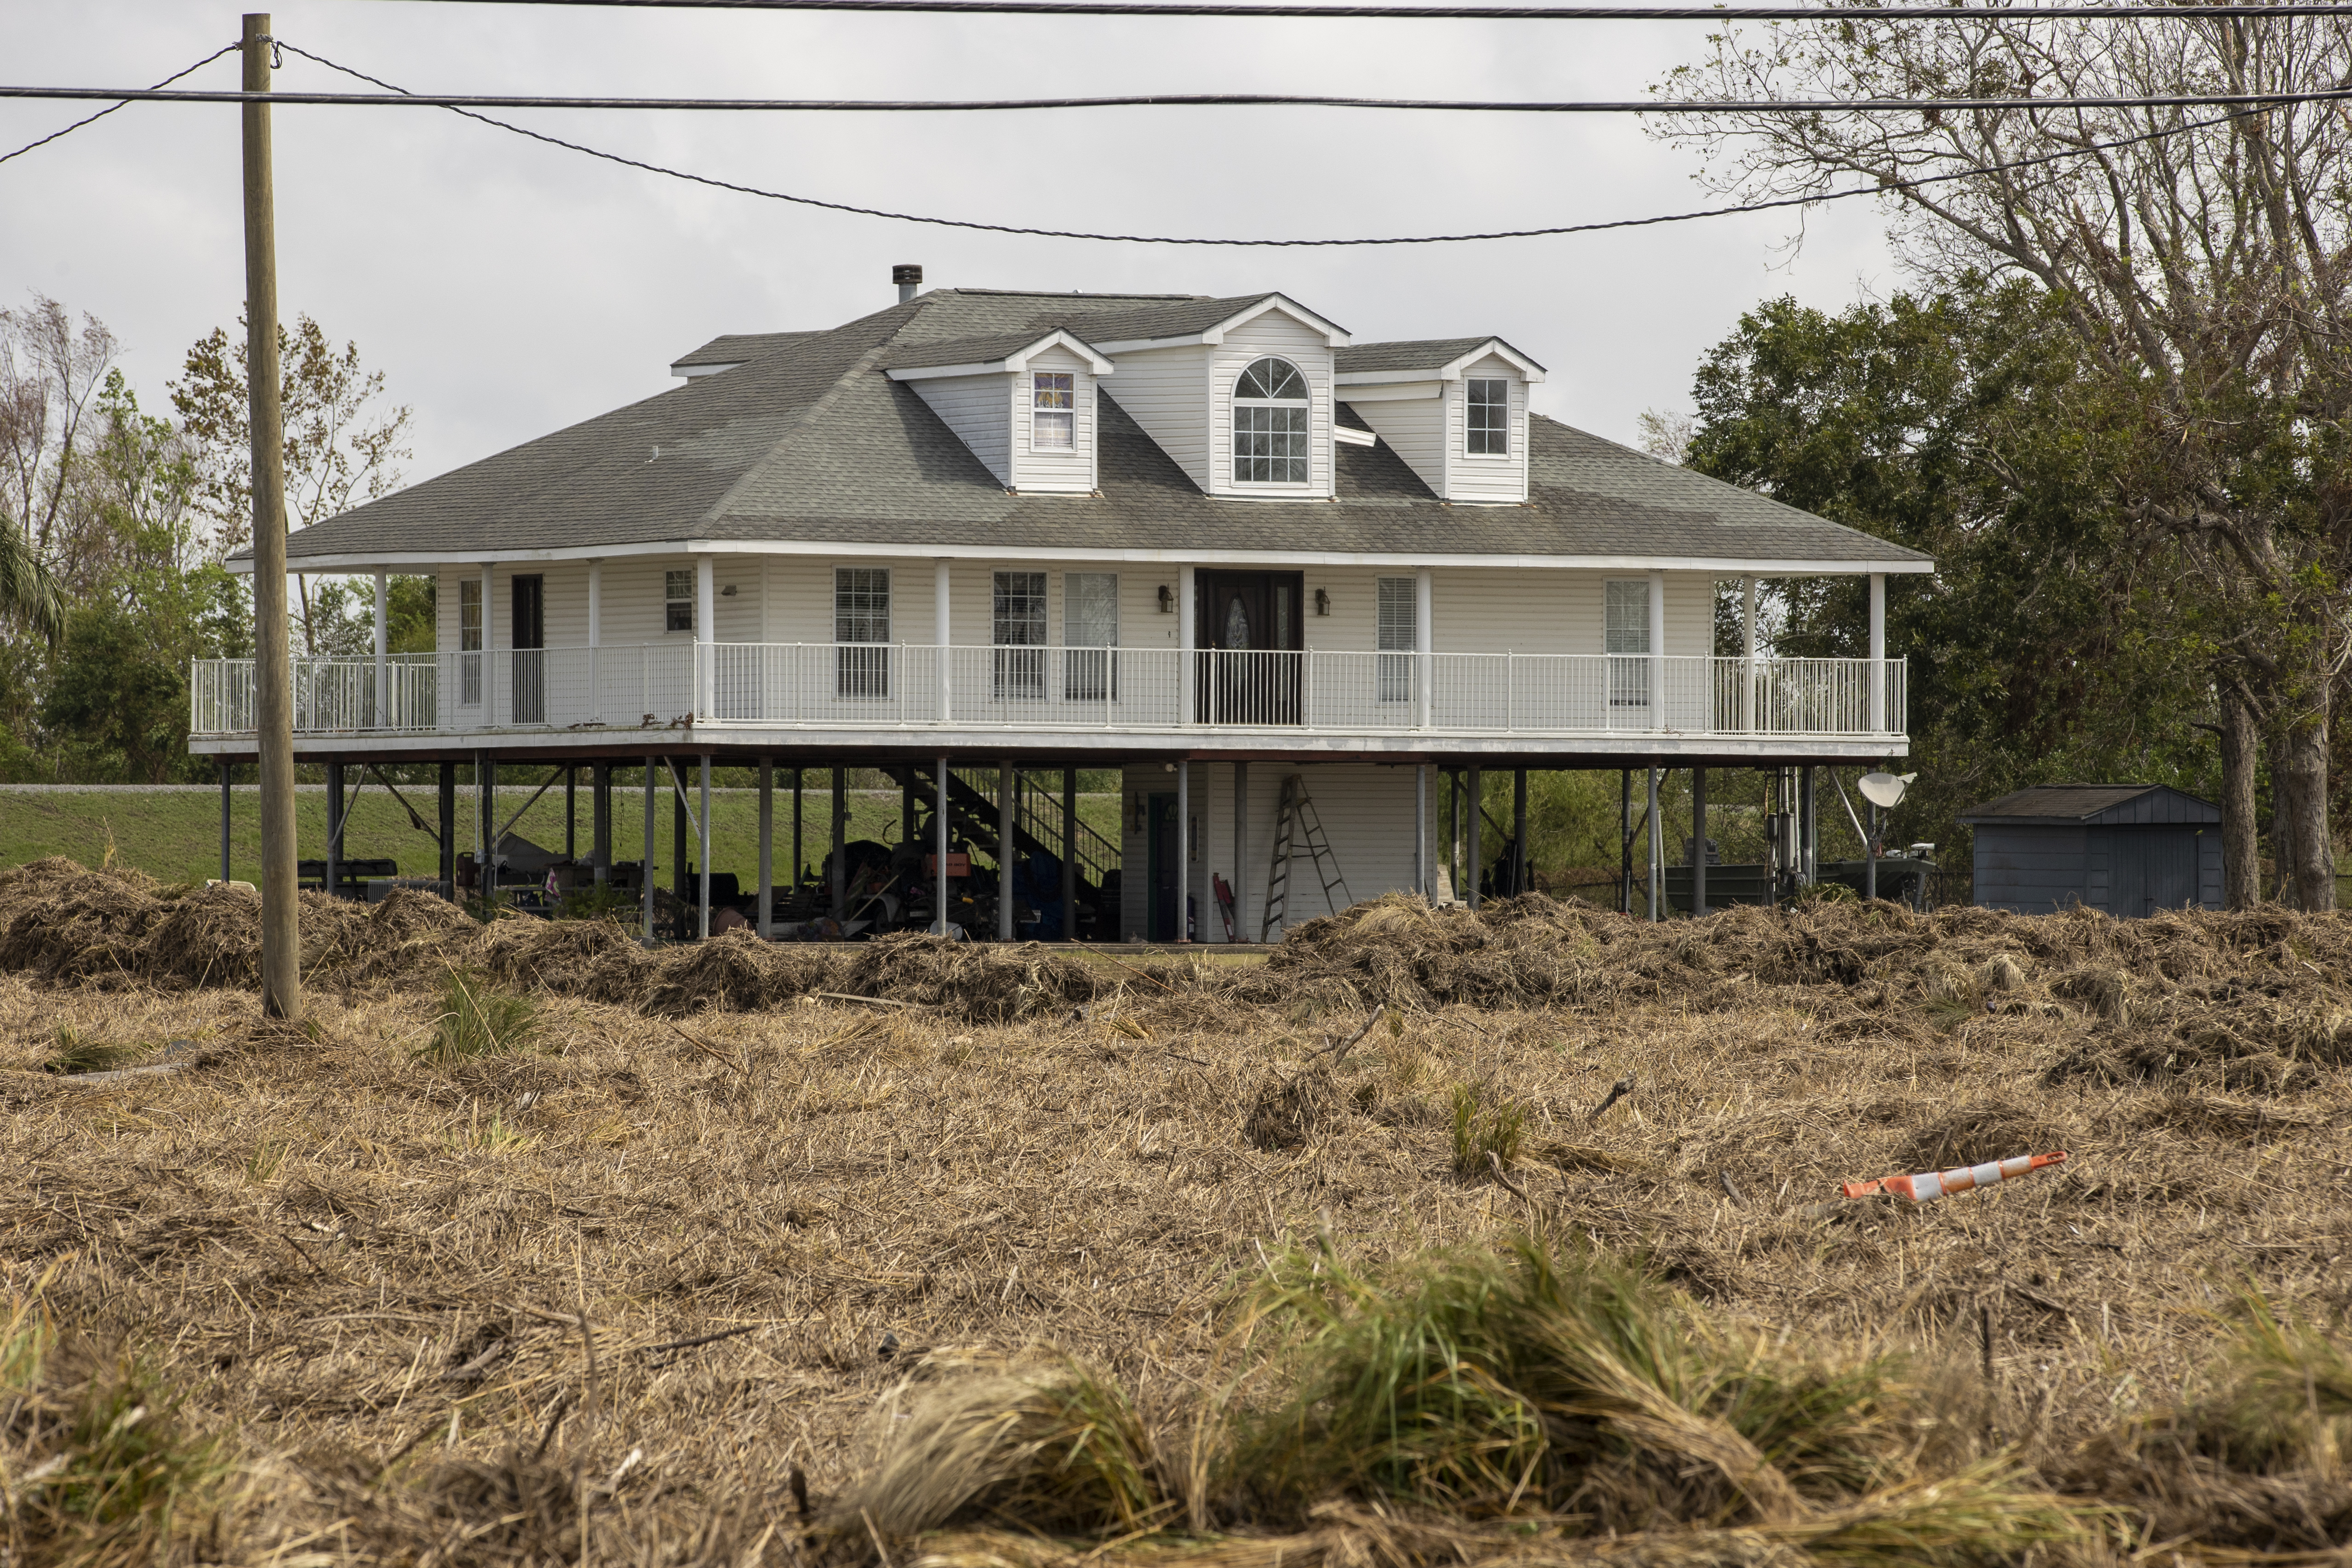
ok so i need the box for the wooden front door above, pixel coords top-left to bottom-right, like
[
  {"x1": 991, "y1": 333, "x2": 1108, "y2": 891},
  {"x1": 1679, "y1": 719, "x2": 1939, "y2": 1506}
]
[{"x1": 1195, "y1": 570, "x2": 1304, "y2": 724}]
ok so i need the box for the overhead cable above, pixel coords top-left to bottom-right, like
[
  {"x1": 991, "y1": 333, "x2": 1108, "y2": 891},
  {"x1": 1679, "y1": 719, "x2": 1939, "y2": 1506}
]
[
  {"x1": 271, "y1": 37, "x2": 2316, "y2": 246},
  {"x1": 353, "y1": 0, "x2": 2352, "y2": 20},
  {"x1": 0, "y1": 41, "x2": 239, "y2": 167},
  {"x1": 4, "y1": 80, "x2": 2349, "y2": 113}
]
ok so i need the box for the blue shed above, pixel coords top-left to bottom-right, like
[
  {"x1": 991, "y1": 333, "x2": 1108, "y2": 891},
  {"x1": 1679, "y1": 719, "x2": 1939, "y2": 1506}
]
[{"x1": 1959, "y1": 784, "x2": 2223, "y2": 916}]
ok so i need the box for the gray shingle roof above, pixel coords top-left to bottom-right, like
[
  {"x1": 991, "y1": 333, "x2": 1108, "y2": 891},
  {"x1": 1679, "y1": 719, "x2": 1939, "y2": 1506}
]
[
  {"x1": 1337, "y1": 336, "x2": 1545, "y2": 375},
  {"x1": 1959, "y1": 785, "x2": 2220, "y2": 825},
  {"x1": 876, "y1": 329, "x2": 1099, "y2": 371},
  {"x1": 670, "y1": 332, "x2": 813, "y2": 370},
  {"x1": 261, "y1": 288, "x2": 1931, "y2": 569}
]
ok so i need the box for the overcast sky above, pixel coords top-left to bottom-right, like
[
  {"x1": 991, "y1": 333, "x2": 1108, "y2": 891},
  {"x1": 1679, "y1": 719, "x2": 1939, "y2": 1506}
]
[{"x1": 3, "y1": 0, "x2": 1899, "y2": 488}]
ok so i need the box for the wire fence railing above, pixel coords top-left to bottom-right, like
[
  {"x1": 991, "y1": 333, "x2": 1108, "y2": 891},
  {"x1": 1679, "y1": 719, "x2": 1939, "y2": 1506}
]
[{"x1": 191, "y1": 647, "x2": 1909, "y2": 739}]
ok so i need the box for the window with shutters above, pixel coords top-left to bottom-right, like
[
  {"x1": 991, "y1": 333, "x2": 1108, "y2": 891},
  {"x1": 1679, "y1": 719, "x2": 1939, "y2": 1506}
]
[
  {"x1": 1063, "y1": 572, "x2": 1118, "y2": 701},
  {"x1": 1605, "y1": 579, "x2": 1650, "y2": 708},
  {"x1": 835, "y1": 568, "x2": 890, "y2": 698},
  {"x1": 1377, "y1": 576, "x2": 1417, "y2": 704}
]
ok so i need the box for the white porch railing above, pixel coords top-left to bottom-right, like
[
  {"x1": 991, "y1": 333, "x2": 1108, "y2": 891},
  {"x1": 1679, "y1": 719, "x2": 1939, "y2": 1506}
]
[{"x1": 189, "y1": 646, "x2": 1907, "y2": 740}]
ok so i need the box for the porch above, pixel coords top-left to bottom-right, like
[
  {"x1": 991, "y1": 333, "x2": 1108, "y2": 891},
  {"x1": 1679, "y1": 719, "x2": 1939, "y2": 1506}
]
[{"x1": 188, "y1": 646, "x2": 1907, "y2": 747}]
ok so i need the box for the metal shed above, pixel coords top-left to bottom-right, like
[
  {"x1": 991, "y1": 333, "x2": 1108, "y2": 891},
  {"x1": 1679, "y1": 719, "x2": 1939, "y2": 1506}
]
[{"x1": 1959, "y1": 784, "x2": 2222, "y2": 916}]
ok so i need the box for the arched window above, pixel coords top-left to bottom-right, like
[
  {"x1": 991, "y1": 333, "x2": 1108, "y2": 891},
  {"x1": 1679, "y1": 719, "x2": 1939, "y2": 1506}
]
[{"x1": 1233, "y1": 356, "x2": 1310, "y2": 484}]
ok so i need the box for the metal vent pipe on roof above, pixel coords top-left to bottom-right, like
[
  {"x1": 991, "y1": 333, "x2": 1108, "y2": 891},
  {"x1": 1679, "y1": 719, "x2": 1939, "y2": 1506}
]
[{"x1": 894, "y1": 263, "x2": 923, "y2": 303}]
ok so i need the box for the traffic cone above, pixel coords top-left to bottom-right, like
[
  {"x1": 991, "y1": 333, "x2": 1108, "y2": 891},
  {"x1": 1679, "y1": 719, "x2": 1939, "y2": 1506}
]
[{"x1": 1842, "y1": 1150, "x2": 2068, "y2": 1203}]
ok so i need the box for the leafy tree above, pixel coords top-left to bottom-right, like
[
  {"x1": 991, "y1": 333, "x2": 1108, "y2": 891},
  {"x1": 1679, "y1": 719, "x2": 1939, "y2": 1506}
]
[
  {"x1": 171, "y1": 311, "x2": 412, "y2": 656},
  {"x1": 1682, "y1": 281, "x2": 2225, "y2": 872},
  {"x1": 1662, "y1": 11, "x2": 2352, "y2": 907},
  {"x1": 38, "y1": 603, "x2": 189, "y2": 783},
  {"x1": 0, "y1": 294, "x2": 103, "y2": 642}
]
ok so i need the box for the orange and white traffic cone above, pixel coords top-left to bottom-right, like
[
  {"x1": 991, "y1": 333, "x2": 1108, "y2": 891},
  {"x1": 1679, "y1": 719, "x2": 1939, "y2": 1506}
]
[{"x1": 1842, "y1": 1150, "x2": 2068, "y2": 1203}]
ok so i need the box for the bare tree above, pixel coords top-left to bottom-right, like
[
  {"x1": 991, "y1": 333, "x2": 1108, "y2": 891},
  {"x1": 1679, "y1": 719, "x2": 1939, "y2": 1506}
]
[
  {"x1": 0, "y1": 296, "x2": 112, "y2": 641},
  {"x1": 1636, "y1": 407, "x2": 1696, "y2": 465},
  {"x1": 1660, "y1": 9, "x2": 2352, "y2": 908},
  {"x1": 172, "y1": 311, "x2": 412, "y2": 655}
]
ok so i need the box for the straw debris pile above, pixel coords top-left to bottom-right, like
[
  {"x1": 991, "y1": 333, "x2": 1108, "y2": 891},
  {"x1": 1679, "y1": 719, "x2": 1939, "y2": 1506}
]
[{"x1": 7, "y1": 861, "x2": 2352, "y2": 1565}]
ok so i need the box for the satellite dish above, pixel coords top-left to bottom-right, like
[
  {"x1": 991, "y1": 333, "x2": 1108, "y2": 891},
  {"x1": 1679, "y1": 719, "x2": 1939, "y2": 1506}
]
[{"x1": 1858, "y1": 771, "x2": 1917, "y2": 809}]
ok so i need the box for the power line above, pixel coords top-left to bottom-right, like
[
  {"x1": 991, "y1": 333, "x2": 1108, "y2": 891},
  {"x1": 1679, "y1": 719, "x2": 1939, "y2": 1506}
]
[
  {"x1": 273, "y1": 36, "x2": 2302, "y2": 245},
  {"x1": 355, "y1": 0, "x2": 2352, "y2": 19},
  {"x1": 0, "y1": 42, "x2": 239, "y2": 168},
  {"x1": 5, "y1": 81, "x2": 2349, "y2": 112}
]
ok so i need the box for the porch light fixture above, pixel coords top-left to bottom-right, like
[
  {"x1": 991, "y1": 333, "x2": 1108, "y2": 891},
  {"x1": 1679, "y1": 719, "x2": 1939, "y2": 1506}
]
[
  {"x1": 1314, "y1": 587, "x2": 1330, "y2": 616},
  {"x1": 1156, "y1": 584, "x2": 1173, "y2": 613},
  {"x1": 720, "y1": 584, "x2": 738, "y2": 597}
]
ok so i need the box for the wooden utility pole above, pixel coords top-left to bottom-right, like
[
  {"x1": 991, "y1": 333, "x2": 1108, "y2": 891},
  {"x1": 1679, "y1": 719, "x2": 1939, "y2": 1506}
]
[{"x1": 245, "y1": 14, "x2": 300, "y2": 1019}]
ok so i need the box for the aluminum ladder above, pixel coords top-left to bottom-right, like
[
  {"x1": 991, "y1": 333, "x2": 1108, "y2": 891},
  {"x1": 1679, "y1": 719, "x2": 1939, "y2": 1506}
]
[{"x1": 1259, "y1": 773, "x2": 1351, "y2": 939}]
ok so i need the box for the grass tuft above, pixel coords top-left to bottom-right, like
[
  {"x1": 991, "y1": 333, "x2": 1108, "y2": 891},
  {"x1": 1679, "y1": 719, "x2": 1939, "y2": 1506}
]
[
  {"x1": 839, "y1": 1354, "x2": 1166, "y2": 1537},
  {"x1": 1448, "y1": 1084, "x2": 1526, "y2": 1177},
  {"x1": 43, "y1": 1026, "x2": 143, "y2": 1076},
  {"x1": 414, "y1": 969, "x2": 541, "y2": 1066}
]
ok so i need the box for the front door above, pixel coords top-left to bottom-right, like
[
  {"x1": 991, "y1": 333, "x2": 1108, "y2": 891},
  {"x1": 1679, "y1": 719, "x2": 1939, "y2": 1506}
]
[
  {"x1": 511, "y1": 575, "x2": 545, "y2": 725},
  {"x1": 1196, "y1": 570, "x2": 1303, "y2": 724}
]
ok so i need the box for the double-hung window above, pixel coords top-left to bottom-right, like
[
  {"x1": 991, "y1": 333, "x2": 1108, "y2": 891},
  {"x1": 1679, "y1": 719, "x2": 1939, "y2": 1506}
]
[
  {"x1": 992, "y1": 570, "x2": 1048, "y2": 701},
  {"x1": 1377, "y1": 577, "x2": 1417, "y2": 704},
  {"x1": 665, "y1": 570, "x2": 695, "y2": 633},
  {"x1": 1064, "y1": 572, "x2": 1118, "y2": 702},
  {"x1": 1467, "y1": 378, "x2": 1510, "y2": 456},
  {"x1": 1032, "y1": 373, "x2": 1074, "y2": 451},
  {"x1": 459, "y1": 578, "x2": 483, "y2": 706},
  {"x1": 1605, "y1": 579, "x2": 1650, "y2": 710},
  {"x1": 1233, "y1": 357, "x2": 1310, "y2": 485},
  {"x1": 835, "y1": 567, "x2": 890, "y2": 698}
]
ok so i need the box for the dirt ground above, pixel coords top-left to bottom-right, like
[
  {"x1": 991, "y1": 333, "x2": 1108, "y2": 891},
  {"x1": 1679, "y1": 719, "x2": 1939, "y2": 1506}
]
[{"x1": 6, "y1": 858, "x2": 2352, "y2": 1566}]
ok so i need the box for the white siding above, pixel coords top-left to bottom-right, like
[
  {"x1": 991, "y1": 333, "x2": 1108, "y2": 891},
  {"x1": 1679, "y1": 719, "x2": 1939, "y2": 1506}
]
[
  {"x1": 763, "y1": 559, "x2": 925, "y2": 645},
  {"x1": 910, "y1": 373, "x2": 1014, "y2": 487},
  {"x1": 1119, "y1": 761, "x2": 1422, "y2": 941},
  {"x1": 1102, "y1": 344, "x2": 1210, "y2": 492},
  {"x1": 1007, "y1": 344, "x2": 1098, "y2": 495},
  {"x1": 1346, "y1": 389, "x2": 1446, "y2": 498},
  {"x1": 1207, "y1": 313, "x2": 1334, "y2": 501},
  {"x1": 1444, "y1": 354, "x2": 1530, "y2": 505}
]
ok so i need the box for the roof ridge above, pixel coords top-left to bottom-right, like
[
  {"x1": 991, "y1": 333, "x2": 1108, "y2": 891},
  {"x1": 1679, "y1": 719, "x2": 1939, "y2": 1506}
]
[{"x1": 694, "y1": 308, "x2": 934, "y2": 531}]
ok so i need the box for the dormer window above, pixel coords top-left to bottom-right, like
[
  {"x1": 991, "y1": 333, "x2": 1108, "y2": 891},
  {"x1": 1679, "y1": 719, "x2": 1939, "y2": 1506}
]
[
  {"x1": 1468, "y1": 378, "x2": 1509, "y2": 455},
  {"x1": 1033, "y1": 373, "x2": 1074, "y2": 451},
  {"x1": 1233, "y1": 356, "x2": 1310, "y2": 484}
]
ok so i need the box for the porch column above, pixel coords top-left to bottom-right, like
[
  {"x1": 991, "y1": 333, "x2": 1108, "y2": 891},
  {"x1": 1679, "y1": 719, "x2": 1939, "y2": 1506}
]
[
  {"x1": 698, "y1": 755, "x2": 712, "y2": 941},
  {"x1": 218, "y1": 760, "x2": 232, "y2": 884},
  {"x1": 1867, "y1": 572, "x2": 1887, "y2": 733},
  {"x1": 830, "y1": 766, "x2": 847, "y2": 918},
  {"x1": 1233, "y1": 761, "x2": 1249, "y2": 940},
  {"x1": 565, "y1": 766, "x2": 576, "y2": 862},
  {"x1": 592, "y1": 762, "x2": 611, "y2": 884},
  {"x1": 934, "y1": 755, "x2": 950, "y2": 935},
  {"x1": 324, "y1": 760, "x2": 343, "y2": 898},
  {"x1": 481, "y1": 563, "x2": 496, "y2": 725},
  {"x1": 1741, "y1": 576, "x2": 1758, "y2": 732},
  {"x1": 1175, "y1": 757, "x2": 1191, "y2": 939},
  {"x1": 1645, "y1": 766, "x2": 1661, "y2": 922},
  {"x1": 1799, "y1": 765, "x2": 1817, "y2": 885},
  {"x1": 438, "y1": 762, "x2": 456, "y2": 900},
  {"x1": 476, "y1": 750, "x2": 492, "y2": 888},
  {"x1": 934, "y1": 559, "x2": 952, "y2": 723},
  {"x1": 1179, "y1": 566, "x2": 1197, "y2": 727},
  {"x1": 1415, "y1": 763, "x2": 1428, "y2": 901},
  {"x1": 792, "y1": 768, "x2": 804, "y2": 896},
  {"x1": 587, "y1": 560, "x2": 603, "y2": 724},
  {"x1": 1692, "y1": 765, "x2": 1709, "y2": 916},
  {"x1": 1646, "y1": 570, "x2": 1666, "y2": 734},
  {"x1": 695, "y1": 555, "x2": 716, "y2": 720},
  {"x1": 997, "y1": 760, "x2": 1016, "y2": 941},
  {"x1": 1414, "y1": 567, "x2": 1434, "y2": 729},
  {"x1": 1618, "y1": 769, "x2": 1632, "y2": 915},
  {"x1": 1466, "y1": 765, "x2": 1482, "y2": 910},
  {"x1": 1062, "y1": 766, "x2": 1079, "y2": 944},
  {"x1": 674, "y1": 787, "x2": 688, "y2": 910},
  {"x1": 757, "y1": 756, "x2": 774, "y2": 939},
  {"x1": 1512, "y1": 768, "x2": 1527, "y2": 896},
  {"x1": 642, "y1": 757, "x2": 657, "y2": 941},
  {"x1": 372, "y1": 571, "x2": 389, "y2": 727}
]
